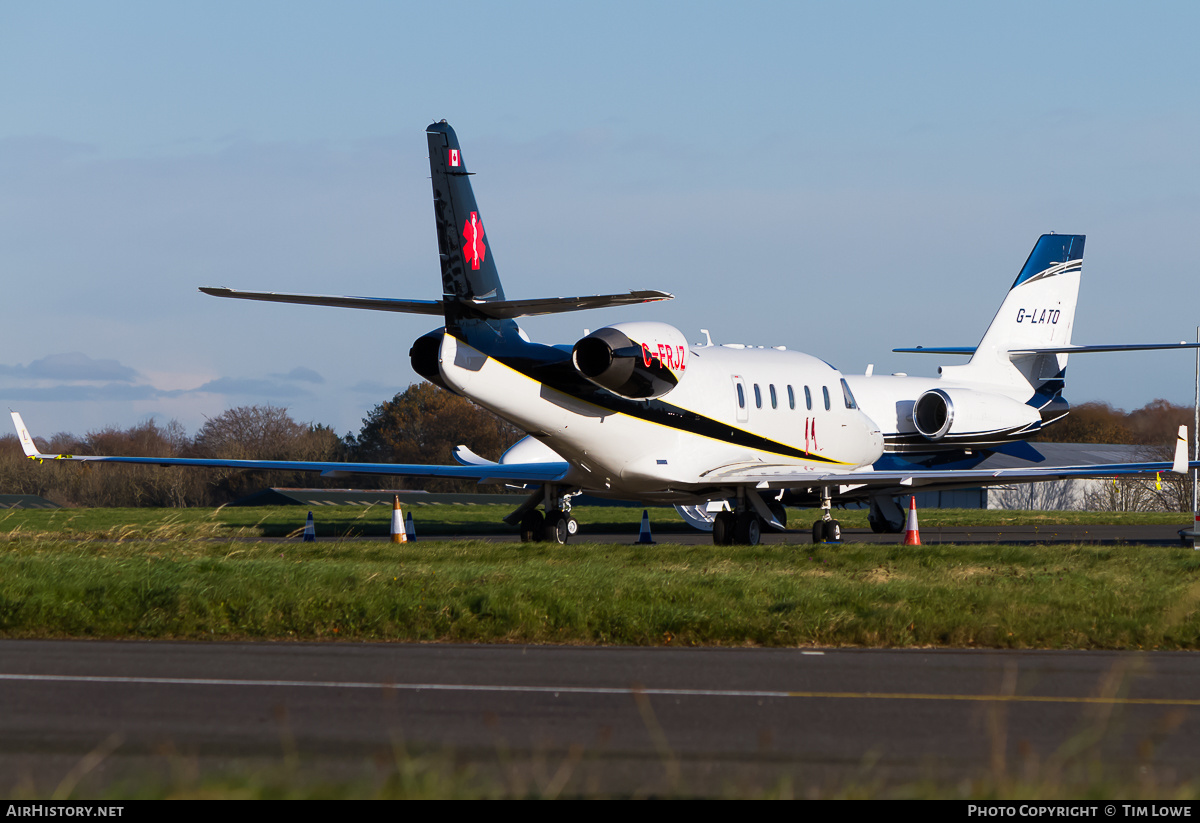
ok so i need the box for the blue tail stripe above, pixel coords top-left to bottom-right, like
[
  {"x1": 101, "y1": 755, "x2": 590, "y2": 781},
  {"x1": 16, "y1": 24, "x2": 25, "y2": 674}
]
[{"x1": 1012, "y1": 234, "x2": 1085, "y2": 288}]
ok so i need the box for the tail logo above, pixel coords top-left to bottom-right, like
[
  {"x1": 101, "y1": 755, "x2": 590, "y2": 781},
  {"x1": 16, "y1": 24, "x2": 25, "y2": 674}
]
[
  {"x1": 449, "y1": 149, "x2": 460, "y2": 167},
  {"x1": 462, "y1": 212, "x2": 487, "y2": 270}
]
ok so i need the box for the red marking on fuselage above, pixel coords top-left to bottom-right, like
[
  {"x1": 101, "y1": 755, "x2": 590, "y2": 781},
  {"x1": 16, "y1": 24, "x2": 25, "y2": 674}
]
[{"x1": 461, "y1": 212, "x2": 486, "y2": 270}]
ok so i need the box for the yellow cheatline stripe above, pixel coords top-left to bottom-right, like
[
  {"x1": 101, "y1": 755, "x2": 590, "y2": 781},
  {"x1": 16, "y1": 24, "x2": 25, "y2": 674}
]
[
  {"x1": 783, "y1": 690, "x2": 1200, "y2": 707},
  {"x1": 455, "y1": 337, "x2": 854, "y2": 467}
]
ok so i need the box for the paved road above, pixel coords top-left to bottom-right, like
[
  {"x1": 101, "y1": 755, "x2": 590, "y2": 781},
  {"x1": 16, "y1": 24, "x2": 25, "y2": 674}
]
[{"x1": 1, "y1": 640, "x2": 1197, "y2": 796}]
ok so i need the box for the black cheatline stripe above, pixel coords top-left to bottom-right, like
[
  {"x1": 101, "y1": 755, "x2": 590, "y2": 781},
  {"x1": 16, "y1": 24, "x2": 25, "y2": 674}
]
[{"x1": 486, "y1": 348, "x2": 846, "y2": 466}]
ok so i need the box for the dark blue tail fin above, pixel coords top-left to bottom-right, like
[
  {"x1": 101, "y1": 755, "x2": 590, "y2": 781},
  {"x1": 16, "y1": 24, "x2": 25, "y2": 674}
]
[{"x1": 426, "y1": 121, "x2": 506, "y2": 303}]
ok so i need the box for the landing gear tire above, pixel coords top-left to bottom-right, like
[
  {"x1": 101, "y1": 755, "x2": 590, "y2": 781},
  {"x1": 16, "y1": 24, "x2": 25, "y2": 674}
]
[
  {"x1": 712, "y1": 511, "x2": 735, "y2": 546},
  {"x1": 544, "y1": 514, "x2": 571, "y2": 545},
  {"x1": 520, "y1": 511, "x2": 545, "y2": 543},
  {"x1": 566, "y1": 517, "x2": 579, "y2": 536},
  {"x1": 868, "y1": 516, "x2": 886, "y2": 534},
  {"x1": 813, "y1": 520, "x2": 841, "y2": 543},
  {"x1": 735, "y1": 514, "x2": 762, "y2": 546}
]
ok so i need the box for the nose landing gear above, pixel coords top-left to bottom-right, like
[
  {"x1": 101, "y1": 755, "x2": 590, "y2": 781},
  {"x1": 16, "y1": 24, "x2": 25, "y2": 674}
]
[{"x1": 811, "y1": 486, "x2": 841, "y2": 544}]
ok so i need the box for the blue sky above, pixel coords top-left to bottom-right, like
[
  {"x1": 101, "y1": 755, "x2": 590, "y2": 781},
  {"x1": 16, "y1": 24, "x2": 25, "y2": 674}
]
[{"x1": 3, "y1": 1, "x2": 1198, "y2": 439}]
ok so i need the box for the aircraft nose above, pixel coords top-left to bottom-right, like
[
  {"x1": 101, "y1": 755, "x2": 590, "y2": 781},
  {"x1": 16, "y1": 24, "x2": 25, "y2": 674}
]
[{"x1": 860, "y1": 413, "x2": 885, "y2": 462}]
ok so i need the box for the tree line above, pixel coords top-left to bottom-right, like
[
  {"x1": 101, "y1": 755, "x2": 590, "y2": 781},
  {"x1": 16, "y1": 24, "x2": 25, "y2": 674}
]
[{"x1": 0, "y1": 383, "x2": 522, "y2": 507}]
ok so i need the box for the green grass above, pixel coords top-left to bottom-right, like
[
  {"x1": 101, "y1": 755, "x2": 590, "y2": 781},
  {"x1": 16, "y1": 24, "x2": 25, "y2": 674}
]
[{"x1": 2, "y1": 532, "x2": 1200, "y2": 647}]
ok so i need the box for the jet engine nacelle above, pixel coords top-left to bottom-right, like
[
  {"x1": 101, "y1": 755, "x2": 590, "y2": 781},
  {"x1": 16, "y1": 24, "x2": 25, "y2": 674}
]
[
  {"x1": 912, "y1": 387, "x2": 1041, "y2": 442},
  {"x1": 571, "y1": 321, "x2": 689, "y2": 400}
]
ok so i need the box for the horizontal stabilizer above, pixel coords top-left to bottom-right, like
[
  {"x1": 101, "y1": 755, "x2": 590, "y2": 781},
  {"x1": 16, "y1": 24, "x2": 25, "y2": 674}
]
[
  {"x1": 895, "y1": 342, "x2": 1200, "y2": 357},
  {"x1": 200, "y1": 287, "x2": 672, "y2": 319},
  {"x1": 1006, "y1": 342, "x2": 1200, "y2": 355},
  {"x1": 200, "y1": 288, "x2": 444, "y2": 315},
  {"x1": 892, "y1": 347, "x2": 976, "y2": 355}
]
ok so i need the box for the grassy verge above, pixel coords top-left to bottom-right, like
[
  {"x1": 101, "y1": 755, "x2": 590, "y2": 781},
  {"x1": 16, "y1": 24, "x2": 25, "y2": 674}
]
[
  {"x1": 2, "y1": 535, "x2": 1199, "y2": 647},
  {"x1": 0, "y1": 504, "x2": 1192, "y2": 541}
]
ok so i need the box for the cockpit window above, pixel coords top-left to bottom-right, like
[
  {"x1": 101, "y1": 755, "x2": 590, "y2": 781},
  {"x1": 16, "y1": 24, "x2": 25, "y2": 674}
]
[{"x1": 841, "y1": 378, "x2": 858, "y2": 410}]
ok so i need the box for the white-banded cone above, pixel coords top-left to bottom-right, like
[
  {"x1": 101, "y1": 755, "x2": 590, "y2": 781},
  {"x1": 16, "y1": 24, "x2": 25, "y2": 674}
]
[{"x1": 902, "y1": 497, "x2": 921, "y2": 546}]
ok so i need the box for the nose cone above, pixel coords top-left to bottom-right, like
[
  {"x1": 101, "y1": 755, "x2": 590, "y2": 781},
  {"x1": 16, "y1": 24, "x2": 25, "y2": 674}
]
[{"x1": 857, "y1": 411, "x2": 885, "y2": 467}]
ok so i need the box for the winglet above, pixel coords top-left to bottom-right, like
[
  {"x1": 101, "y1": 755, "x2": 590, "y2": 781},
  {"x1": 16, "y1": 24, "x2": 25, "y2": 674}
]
[
  {"x1": 1173, "y1": 425, "x2": 1189, "y2": 474},
  {"x1": 452, "y1": 445, "x2": 497, "y2": 467},
  {"x1": 10, "y1": 411, "x2": 47, "y2": 459}
]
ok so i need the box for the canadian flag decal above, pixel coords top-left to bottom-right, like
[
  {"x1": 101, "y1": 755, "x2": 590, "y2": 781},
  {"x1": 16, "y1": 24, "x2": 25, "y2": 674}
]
[
  {"x1": 462, "y1": 211, "x2": 486, "y2": 270},
  {"x1": 448, "y1": 149, "x2": 460, "y2": 167}
]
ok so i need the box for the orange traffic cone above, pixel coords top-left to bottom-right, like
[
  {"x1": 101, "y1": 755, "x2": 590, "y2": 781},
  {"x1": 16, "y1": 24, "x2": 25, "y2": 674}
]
[
  {"x1": 902, "y1": 497, "x2": 921, "y2": 546},
  {"x1": 391, "y1": 495, "x2": 407, "y2": 544}
]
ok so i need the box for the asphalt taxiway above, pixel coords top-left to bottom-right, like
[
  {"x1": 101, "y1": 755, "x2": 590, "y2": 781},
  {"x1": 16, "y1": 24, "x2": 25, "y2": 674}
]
[{"x1": 2, "y1": 640, "x2": 1198, "y2": 796}]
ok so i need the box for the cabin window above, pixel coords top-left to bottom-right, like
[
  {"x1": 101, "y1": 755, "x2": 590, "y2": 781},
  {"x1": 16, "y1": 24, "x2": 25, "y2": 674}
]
[
  {"x1": 737, "y1": 383, "x2": 745, "y2": 409},
  {"x1": 841, "y1": 378, "x2": 858, "y2": 410},
  {"x1": 787, "y1": 385, "x2": 795, "y2": 409},
  {"x1": 822, "y1": 386, "x2": 831, "y2": 410},
  {"x1": 804, "y1": 386, "x2": 812, "y2": 410},
  {"x1": 753, "y1": 384, "x2": 762, "y2": 409},
  {"x1": 769, "y1": 384, "x2": 777, "y2": 409}
]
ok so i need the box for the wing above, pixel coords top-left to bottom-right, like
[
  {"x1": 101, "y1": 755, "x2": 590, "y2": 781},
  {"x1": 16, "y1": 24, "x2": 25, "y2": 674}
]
[
  {"x1": 10, "y1": 413, "x2": 569, "y2": 485},
  {"x1": 702, "y1": 426, "x2": 1194, "y2": 493}
]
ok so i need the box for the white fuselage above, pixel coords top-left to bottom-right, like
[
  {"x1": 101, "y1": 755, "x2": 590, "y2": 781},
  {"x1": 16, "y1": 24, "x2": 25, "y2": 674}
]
[{"x1": 439, "y1": 334, "x2": 884, "y2": 500}]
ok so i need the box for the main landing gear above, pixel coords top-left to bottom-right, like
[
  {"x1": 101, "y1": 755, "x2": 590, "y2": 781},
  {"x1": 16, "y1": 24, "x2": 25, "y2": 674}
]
[
  {"x1": 511, "y1": 485, "x2": 580, "y2": 545},
  {"x1": 711, "y1": 510, "x2": 762, "y2": 546},
  {"x1": 710, "y1": 491, "x2": 786, "y2": 546},
  {"x1": 812, "y1": 486, "x2": 841, "y2": 544}
]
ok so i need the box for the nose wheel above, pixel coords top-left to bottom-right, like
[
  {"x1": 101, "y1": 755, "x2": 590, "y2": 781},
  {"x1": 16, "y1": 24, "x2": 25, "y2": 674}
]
[{"x1": 812, "y1": 486, "x2": 841, "y2": 544}]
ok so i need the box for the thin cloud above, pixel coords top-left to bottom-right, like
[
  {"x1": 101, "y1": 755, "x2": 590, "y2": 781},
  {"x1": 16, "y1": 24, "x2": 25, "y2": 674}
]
[
  {"x1": 270, "y1": 366, "x2": 324, "y2": 384},
  {"x1": 189, "y1": 377, "x2": 313, "y2": 399},
  {"x1": 0, "y1": 352, "x2": 139, "y2": 382}
]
